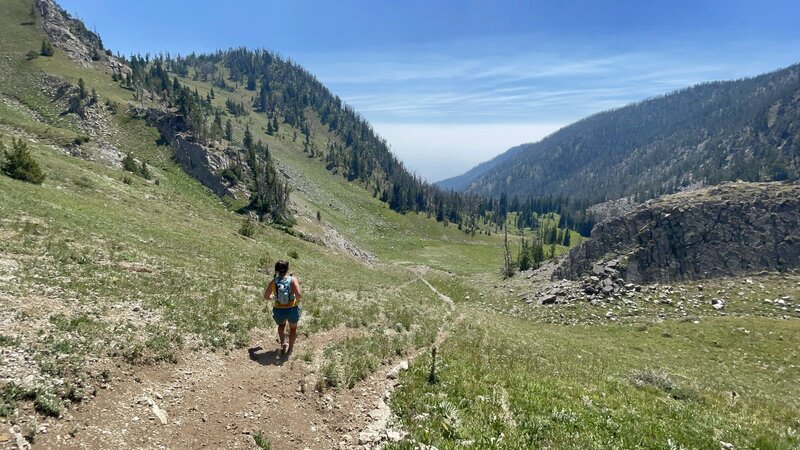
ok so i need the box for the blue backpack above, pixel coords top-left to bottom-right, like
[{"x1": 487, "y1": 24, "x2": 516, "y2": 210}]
[{"x1": 274, "y1": 276, "x2": 295, "y2": 305}]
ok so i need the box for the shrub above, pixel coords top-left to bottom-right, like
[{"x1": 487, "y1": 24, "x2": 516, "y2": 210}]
[
  {"x1": 121, "y1": 175, "x2": 132, "y2": 185},
  {"x1": 139, "y1": 160, "x2": 151, "y2": 180},
  {"x1": 239, "y1": 218, "x2": 255, "y2": 237},
  {"x1": 629, "y1": 369, "x2": 702, "y2": 402},
  {"x1": 252, "y1": 432, "x2": 271, "y2": 449},
  {"x1": 122, "y1": 152, "x2": 138, "y2": 173},
  {"x1": 1, "y1": 138, "x2": 45, "y2": 184},
  {"x1": 220, "y1": 168, "x2": 239, "y2": 185},
  {"x1": 40, "y1": 39, "x2": 54, "y2": 57},
  {"x1": 122, "y1": 153, "x2": 151, "y2": 179},
  {"x1": 288, "y1": 250, "x2": 299, "y2": 259},
  {"x1": 630, "y1": 369, "x2": 674, "y2": 391},
  {"x1": 72, "y1": 135, "x2": 90, "y2": 146},
  {"x1": 0, "y1": 383, "x2": 23, "y2": 417},
  {"x1": 258, "y1": 253, "x2": 273, "y2": 273},
  {"x1": 105, "y1": 99, "x2": 118, "y2": 114},
  {"x1": 33, "y1": 390, "x2": 61, "y2": 417}
]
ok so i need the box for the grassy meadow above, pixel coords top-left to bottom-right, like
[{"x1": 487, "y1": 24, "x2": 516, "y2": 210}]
[
  {"x1": 1, "y1": 1, "x2": 799, "y2": 448},
  {"x1": 389, "y1": 312, "x2": 800, "y2": 449}
]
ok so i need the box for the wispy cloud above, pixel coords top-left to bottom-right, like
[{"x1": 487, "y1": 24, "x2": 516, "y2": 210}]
[
  {"x1": 291, "y1": 34, "x2": 800, "y2": 181},
  {"x1": 299, "y1": 39, "x2": 797, "y2": 125}
]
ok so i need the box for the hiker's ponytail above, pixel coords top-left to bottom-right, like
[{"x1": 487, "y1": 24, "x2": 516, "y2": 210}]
[{"x1": 274, "y1": 259, "x2": 290, "y2": 278}]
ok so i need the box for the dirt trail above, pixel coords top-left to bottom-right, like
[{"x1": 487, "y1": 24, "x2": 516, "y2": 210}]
[
  {"x1": 353, "y1": 272, "x2": 465, "y2": 447},
  {"x1": 34, "y1": 273, "x2": 461, "y2": 450}
]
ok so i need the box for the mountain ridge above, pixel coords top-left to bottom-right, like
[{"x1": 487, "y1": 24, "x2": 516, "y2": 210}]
[
  {"x1": 442, "y1": 63, "x2": 800, "y2": 203},
  {"x1": 436, "y1": 142, "x2": 532, "y2": 190}
]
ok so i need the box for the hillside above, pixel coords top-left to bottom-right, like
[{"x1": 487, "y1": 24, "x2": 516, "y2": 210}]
[
  {"x1": 1, "y1": 1, "x2": 799, "y2": 449},
  {"x1": 443, "y1": 63, "x2": 800, "y2": 202},
  {"x1": 436, "y1": 143, "x2": 529, "y2": 190},
  {"x1": 0, "y1": 0, "x2": 504, "y2": 445}
]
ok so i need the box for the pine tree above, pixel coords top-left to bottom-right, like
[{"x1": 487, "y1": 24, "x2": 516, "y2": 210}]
[
  {"x1": 518, "y1": 230, "x2": 532, "y2": 272},
  {"x1": 503, "y1": 224, "x2": 514, "y2": 278},
  {"x1": 532, "y1": 241, "x2": 544, "y2": 267},
  {"x1": 243, "y1": 125, "x2": 253, "y2": 150},
  {"x1": 562, "y1": 230, "x2": 571, "y2": 246},
  {"x1": 257, "y1": 84, "x2": 268, "y2": 111},
  {"x1": 2, "y1": 138, "x2": 45, "y2": 184},
  {"x1": 225, "y1": 119, "x2": 234, "y2": 141},
  {"x1": 211, "y1": 113, "x2": 223, "y2": 141},
  {"x1": 139, "y1": 160, "x2": 151, "y2": 180},
  {"x1": 122, "y1": 152, "x2": 138, "y2": 173},
  {"x1": 40, "y1": 39, "x2": 54, "y2": 57},
  {"x1": 78, "y1": 78, "x2": 87, "y2": 99}
]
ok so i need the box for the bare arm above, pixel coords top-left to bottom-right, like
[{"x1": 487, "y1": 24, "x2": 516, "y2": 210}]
[
  {"x1": 291, "y1": 277, "x2": 302, "y2": 301},
  {"x1": 264, "y1": 280, "x2": 275, "y2": 301}
]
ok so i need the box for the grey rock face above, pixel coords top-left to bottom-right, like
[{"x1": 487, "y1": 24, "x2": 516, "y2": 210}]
[
  {"x1": 147, "y1": 109, "x2": 236, "y2": 198},
  {"x1": 36, "y1": 0, "x2": 131, "y2": 76},
  {"x1": 554, "y1": 182, "x2": 800, "y2": 283}
]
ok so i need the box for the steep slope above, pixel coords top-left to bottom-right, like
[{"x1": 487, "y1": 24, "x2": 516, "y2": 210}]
[
  {"x1": 436, "y1": 143, "x2": 530, "y2": 190},
  {"x1": 0, "y1": 0, "x2": 502, "y2": 443},
  {"x1": 3, "y1": 2, "x2": 800, "y2": 450},
  {"x1": 450, "y1": 64, "x2": 800, "y2": 202},
  {"x1": 138, "y1": 47, "x2": 479, "y2": 226}
]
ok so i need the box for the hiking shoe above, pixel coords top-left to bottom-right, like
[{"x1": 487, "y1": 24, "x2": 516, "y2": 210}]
[{"x1": 280, "y1": 342, "x2": 289, "y2": 354}]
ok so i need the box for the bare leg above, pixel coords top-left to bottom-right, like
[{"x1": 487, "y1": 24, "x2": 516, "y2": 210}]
[
  {"x1": 287, "y1": 323, "x2": 298, "y2": 354},
  {"x1": 277, "y1": 322, "x2": 287, "y2": 352}
]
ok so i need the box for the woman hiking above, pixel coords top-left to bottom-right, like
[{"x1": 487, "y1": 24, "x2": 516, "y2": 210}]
[{"x1": 264, "y1": 259, "x2": 302, "y2": 355}]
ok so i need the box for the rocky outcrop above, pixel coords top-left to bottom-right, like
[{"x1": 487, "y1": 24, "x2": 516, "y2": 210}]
[
  {"x1": 36, "y1": 0, "x2": 131, "y2": 77},
  {"x1": 146, "y1": 109, "x2": 235, "y2": 198},
  {"x1": 587, "y1": 196, "x2": 640, "y2": 224},
  {"x1": 554, "y1": 182, "x2": 800, "y2": 283}
]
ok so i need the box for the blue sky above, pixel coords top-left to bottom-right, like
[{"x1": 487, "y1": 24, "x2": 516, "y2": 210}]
[{"x1": 59, "y1": 0, "x2": 800, "y2": 181}]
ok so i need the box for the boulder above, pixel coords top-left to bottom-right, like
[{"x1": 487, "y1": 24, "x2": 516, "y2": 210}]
[{"x1": 540, "y1": 294, "x2": 558, "y2": 305}]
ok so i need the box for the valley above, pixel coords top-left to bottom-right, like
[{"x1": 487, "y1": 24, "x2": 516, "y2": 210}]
[{"x1": 1, "y1": 1, "x2": 799, "y2": 449}]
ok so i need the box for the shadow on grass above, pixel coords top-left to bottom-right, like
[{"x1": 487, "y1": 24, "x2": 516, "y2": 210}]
[{"x1": 247, "y1": 346, "x2": 288, "y2": 367}]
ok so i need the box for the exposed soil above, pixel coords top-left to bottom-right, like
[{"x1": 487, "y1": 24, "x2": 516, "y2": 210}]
[{"x1": 29, "y1": 274, "x2": 457, "y2": 450}]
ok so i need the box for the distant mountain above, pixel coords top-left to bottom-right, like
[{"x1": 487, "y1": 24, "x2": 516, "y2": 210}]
[
  {"x1": 442, "y1": 64, "x2": 800, "y2": 203},
  {"x1": 436, "y1": 143, "x2": 531, "y2": 191}
]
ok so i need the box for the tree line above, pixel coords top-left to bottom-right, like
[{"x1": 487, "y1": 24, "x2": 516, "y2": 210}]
[{"x1": 117, "y1": 47, "x2": 595, "y2": 237}]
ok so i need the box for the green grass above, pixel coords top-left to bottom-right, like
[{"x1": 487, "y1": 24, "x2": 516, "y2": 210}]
[
  {"x1": 252, "y1": 431, "x2": 272, "y2": 449},
  {"x1": 0, "y1": 128, "x2": 428, "y2": 416},
  {"x1": 2, "y1": 4, "x2": 799, "y2": 449},
  {"x1": 390, "y1": 312, "x2": 800, "y2": 449},
  {"x1": 0, "y1": 84, "x2": 462, "y2": 417},
  {"x1": 314, "y1": 280, "x2": 450, "y2": 390}
]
